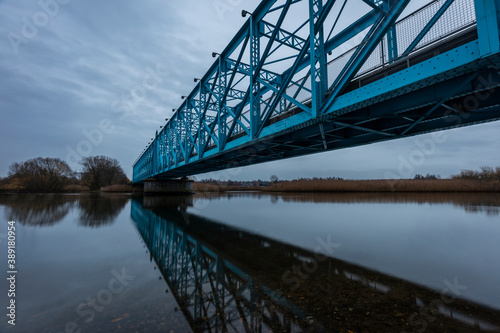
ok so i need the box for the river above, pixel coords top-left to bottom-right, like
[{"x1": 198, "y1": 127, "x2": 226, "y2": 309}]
[{"x1": 0, "y1": 192, "x2": 499, "y2": 332}]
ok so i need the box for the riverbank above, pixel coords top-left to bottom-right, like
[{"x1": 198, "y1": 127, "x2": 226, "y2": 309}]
[
  {"x1": 0, "y1": 184, "x2": 143, "y2": 194},
  {"x1": 194, "y1": 179, "x2": 500, "y2": 193},
  {"x1": 2, "y1": 179, "x2": 499, "y2": 194}
]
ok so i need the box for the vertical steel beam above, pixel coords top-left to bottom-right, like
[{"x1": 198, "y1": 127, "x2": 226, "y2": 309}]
[
  {"x1": 309, "y1": 0, "x2": 328, "y2": 117},
  {"x1": 174, "y1": 118, "x2": 180, "y2": 167},
  {"x1": 159, "y1": 131, "x2": 164, "y2": 171},
  {"x1": 385, "y1": 0, "x2": 398, "y2": 61},
  {"x1": 184, "y1": 105, "x2": 192, "y2": 163},
  {"x1": 250, "y1": 15, "x2": 261, "y2": 139},
  {"x1": 218, "y1": 57, "x2": 227, "y2": 151},
  {"x1": 154, "y1": 131, "x2": 159, "y2": 173},
  {"x1": 474, "y1": 0, "x2": 500, "y2": 56},
  {"x1": 198, "y1": 83, "x2": 208, "y2": 158},
  {"x1": 321, "y1": 0, "x2": 410, "y2": 114},
  {"x1": 167, "y1": 132, "x2": 171, "y2": 170}
]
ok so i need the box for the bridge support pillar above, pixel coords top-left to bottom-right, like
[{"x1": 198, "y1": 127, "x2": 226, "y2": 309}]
[{"x1": 143, "y1": 178, "x2": 194, "y2": 194}]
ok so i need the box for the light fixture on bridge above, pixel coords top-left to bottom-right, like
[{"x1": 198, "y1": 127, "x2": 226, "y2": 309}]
[
  {"x1": 165, "y1": 117, "x2": 169, "y2": 121},
  {"x1": 241, "y1": 10, "x2": 252, "y2": 17},
  {"x1": 172, "y1": 108, "x2": 177, "y2": 112},
  {"x1": 194, "y1": 78, "x2": 201, "y2": 82},
  {"x1": 212, "y1": 52, "x2": 220, "y2": 58},
  {"x1": 181, "y1": 96, "x2": 187, "y2": 99},
  {"x1": 160, "y1": 126, "x2": 163, "y2": 128}
]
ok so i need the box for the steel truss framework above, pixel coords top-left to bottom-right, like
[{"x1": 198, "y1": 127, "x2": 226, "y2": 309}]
[
  {"x1": 131, "y1": 198, "x2": 500, "y2": 332},
  {"x1": 133, "y1": 0, "x2": 500, "y2": 182}
]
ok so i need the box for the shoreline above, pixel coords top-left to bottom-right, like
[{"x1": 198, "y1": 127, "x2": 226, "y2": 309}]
[{"x1": 194, "y1": 179, "x2": 500, "y2": 193}]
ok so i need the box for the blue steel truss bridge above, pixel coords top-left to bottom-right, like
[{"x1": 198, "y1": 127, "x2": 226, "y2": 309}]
[{"x1": 133, "y1": 0, "x2": 500, "y2": 182}]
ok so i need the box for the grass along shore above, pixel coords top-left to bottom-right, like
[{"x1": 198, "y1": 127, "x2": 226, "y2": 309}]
[
  {"x1": 194, "y1": 179, "x2": 500, "y2": 193},
  {"x1": 2, "y1": 179, "x2": 498, "y2": 193}
]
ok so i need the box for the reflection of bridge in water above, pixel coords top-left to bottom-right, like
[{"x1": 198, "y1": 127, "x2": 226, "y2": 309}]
[{"x1": 131, "y1": 197, "x2": 500, "y2": 332}]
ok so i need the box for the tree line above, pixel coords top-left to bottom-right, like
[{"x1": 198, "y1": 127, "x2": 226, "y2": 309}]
[
  {"x1": 0, "y1": 156, "x2": 129, "y2": 192},
  {"x1": 451, "y1": 166, "x2": 500, "y2": 181}
]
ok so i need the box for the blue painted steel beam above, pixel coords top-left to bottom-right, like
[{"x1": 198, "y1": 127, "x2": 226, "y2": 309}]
[
  {"x1": 320, "y1": 0, "x2": 411, "y2": 114},
  {"x1": 474, "y1": 0, "x2": 500, "y2": 55}
]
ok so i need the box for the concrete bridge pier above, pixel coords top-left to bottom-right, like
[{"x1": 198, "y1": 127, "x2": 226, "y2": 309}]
[{"x1": 143, "y1": 178, "x2": 194, "y2": 194}]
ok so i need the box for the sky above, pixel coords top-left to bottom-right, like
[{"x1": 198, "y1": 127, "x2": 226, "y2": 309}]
[{"x1": 1, "y1": 0, "x2": 499, "y2": 181}]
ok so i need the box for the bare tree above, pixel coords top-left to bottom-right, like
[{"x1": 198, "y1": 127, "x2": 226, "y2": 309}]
[
  {"x1": 270, "y1": 174, "x2": 279, "y2": 183},
  {"x1": 452, "y1": 166, "x2": 500, "y2": 181},
  {"x1": 8, "y1": 157, "x2": 74, "y2": 192},
  {"x1": 80, "y1": 156, "x2": 128, "y2": 190}
]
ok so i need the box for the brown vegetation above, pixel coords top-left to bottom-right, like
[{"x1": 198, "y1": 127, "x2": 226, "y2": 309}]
[
  {"x1": 62, "y1": 185, "x2": 90, "y2": 192},
  {"x1": 265, "y1": 179, "x2": 500, "y2": 192},
  {"x1": 1, "y1": 155, "x2": 130, "y2": 193},
  {"x1": 193, "y1": 179, "x2": 500, "y2": 193},
  {"x1": 6, "y1": 157, "x2": 74, "y2": 192},
  {"x1": 193, "y1": 182, "x2": 260, "y2": 192},
  {"x1": 452, "y1": 166, "x2": 500, "y2": 181},
  {"x1": 193, "y1": 166, "x2": 500, "y2": 193},
  {"x1": 100, "y1": 184, "x2": 143, "y2": 193},
  {"x1": 80, "y1": 155, "x2": 128, "y2": 190}
]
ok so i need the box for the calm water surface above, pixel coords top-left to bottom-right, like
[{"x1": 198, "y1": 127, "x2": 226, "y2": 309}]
[{"x1": 0, "y1": 192, "x2": 499, "y2": 332}]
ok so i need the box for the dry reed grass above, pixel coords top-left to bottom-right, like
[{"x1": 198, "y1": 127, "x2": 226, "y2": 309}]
[
  {"x1": 100, "y1": 184, "x2": 143, "y2": 193},
  {"x1": 266, "y1": 179, "x2": 500, "y2": 192},
  {"x1": 193, "y1": 182, "x2": 260, "y2": 192},
  {"x1": 62, "y1": 184, "x2": 90, "y2": 192}
]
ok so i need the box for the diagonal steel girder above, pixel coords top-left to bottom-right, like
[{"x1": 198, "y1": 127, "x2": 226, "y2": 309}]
[
  {"x1": 259, "y1": 20, "x2": 308, "y2": 51},
  {"x1": 361, "y1": 0, "x2": 386, "y2": 12},
  {"x1": 255, "y1": 0, "x2": 337, "y2": 137},
  {"x1": 196, "y1": 1, "x2": 292, "y2": 153},
  {"x1": 321, "y1": 0, "x2": 411, "y2": 115},
  {"x1": 207, "y1": 2, "x2": 383, "y2": 146},
  {"x1": 400, "y1": 71, "x2": 480, "y2": 135},
  {"x1": 401, "y1": 0, "x2": 455, "y2": 57}
]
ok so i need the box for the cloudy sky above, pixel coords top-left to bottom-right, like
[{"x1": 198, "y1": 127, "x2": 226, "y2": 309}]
[{"x1": 1, "y1": 0, "x2": 499, "y2": 181}]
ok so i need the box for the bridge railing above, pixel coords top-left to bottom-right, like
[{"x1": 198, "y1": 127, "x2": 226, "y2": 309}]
[
  {"x1": 356, "y1": 0, "x2": 475, "y2": 75},
  {"x1": 221, "y1": 0, "x2": 477, "y2": 148},
  {"x1": 289, "y1": 0, "x2": 477, "y2": 106}
]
